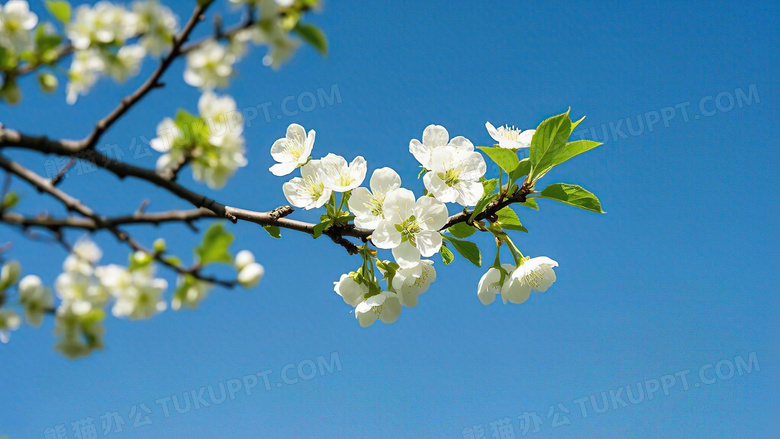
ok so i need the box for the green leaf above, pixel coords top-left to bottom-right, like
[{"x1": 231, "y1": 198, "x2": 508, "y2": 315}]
[
  {"x1": 45, "y1": 1, "x2": 71, "y2": 24},
  {"x1": 470, "y1": 193, "x2": 498, "y2": 222},
  {"x1": 508, "y1": 158, "x2": 531, "y2": 184},
  {"x1": 571, "y1": 115, "x2": 586, "y2": 131},
  {"x1": 495, "y1": 207, "x2": 528, "y2": 232},
  {"x1": 517, "y1": 197, "x2": 539, "y2": 211},
  {"x1": 0, "y1": 47, "x2": 17, "y2": 70},
  {"x1": 548, "y1": 140, "x2": 602, "y2": 169},
  {"x1": 262, "y1": 225, "x2": 281, "y2": 239},
  {"x1": 35, "y1": 25, "x2": 63, "y2": 61},
  {"x1": 195, "y1": 223, "x2": 235, "y2": 265},
  {"x1": 442, "y1": 236, "x2": 482, "y2": 267},
  {"x1": 540, "y1": 183, "x2": 605, "y2": 213},
  {"x1": 294, "y1": 23, "x2": 328, "y2": 56},
  {"x1": 447, "y1": 221, "x2": 475, "y2": 238},
  {"x1": 478, "y1": 146, "x2": 520, "y2": 174},
  {"x1": 312, "y1": 219, "x2": 332, "y2": 238},
  {"x1": 128, "y1": 251, "x2": 154, "y2": 271},
  {"x1": 1, "y1": 191, "x2": 19, "y2": 210},
  {"x1": 440, "y1": 244, "x2": 455, "y2": 265},
  {"x1": 529, "y1": 111, "x2": 572, "y2": 179},
  {"x1": 174, "y1": 109, "x2": 205, "y2": 147},
  {"x1": 164, "y1": 255, "x2": 181, "y2": 266},
  {"x1": 469, "y1": 178, "x2": 499, "y2": 221}
]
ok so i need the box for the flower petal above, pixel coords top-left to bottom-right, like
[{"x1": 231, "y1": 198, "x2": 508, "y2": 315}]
[
  {"x1": 382, "y1": 188, "x2": 416, "y2": 223},
  {"x1": 422, "y1": 124, "x2": 449, "y2": 147},
  {"x1": 415, "y1": 230, "x2": 442, "y2": 257},
  {"x1": 369, "y1": 167, "x2": 402, "y2": 195},
  {"x1": 485, "y1": 121, "x2": 501, "y2": 144},
  {"x1": 347, "y1": 187, "x2": 374, "y2": 217},
  {"x1": 448, "y1": 135, "x2": 474, "y2": 152},
  {"x1": 392, "y1": 241, "x2": 421, "y2": 268},
  {"x1": 455, "y1": 180, "x2": 485, "y2": 207},
  {"x1": 373, "y1": 220, "x2": 402, "y2": 249},
  {"x1": 423, "y1": 172, "x2": 458, "y2": 204},
  {"x1": 378, "y1": 293, "x2": 402, "y2": 323},
  {"x1": 518, "y1": 129, "x2": 535, "y2": 148},
  {"x1": 269, "y1": 161, "x2": 298, "y2": 176},
  {"x1": 415, "y1": 196, "x2": 449, "y2": 231},
  {"x1": 409, "y1": 139, "x2": 430, "y2": 168}
]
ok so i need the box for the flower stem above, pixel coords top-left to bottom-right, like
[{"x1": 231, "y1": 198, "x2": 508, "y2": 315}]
[
  {"x1": 501, "y1": 233, "x2": 525, "y2": 266},
  {"x1": 493, "y1": 239, "x2": 502, "y2": 268}
]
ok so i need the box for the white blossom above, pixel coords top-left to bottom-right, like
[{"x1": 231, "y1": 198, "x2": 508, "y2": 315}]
[
  {"x1": 150, "y1": 118, "x2": 184, "y2": 154},
  {"x1": 477, "y1": 264, "x2": 514, "y2": 305},
  {"x1": 409, "y1": 124, "x2": 475, "y2": 169},
  {"x1": 0, "y1": 260, "x2": 20, "y2": 289},
  {"x1": 333, "y1": 274, "x2": 367, "y2": 308},
  {"x1": 373, "y1": 188, "x2": 448, "y2": 268},
  {"x1": 56, "y1": 237, "x2": 108, "y2": 315},
  {"x1": 55, "y1": 271, "x2": 108, "y2": 316},
  {"x1": 18, "y1": 275, "x2": 53, "y2": 327},
  {"x1": 0, "y1": 308, "x2": 21, "y2": 343},
  {"x1": 172, "y1": 276, "x2": 213, "y2": 310},
  {"x1": 348, "y1": 167, "x2": 401, "y2": 229},
  {"x1": 355, "y1": 291, "x2": 401, "y2": 327},
  {"x1": 485, "y1": 122, "x2": 535, "y2": 150},
  {"x1": 67, "y1": 2, "x2": 139, "y2": 50},
  {"x1": 193, "y1": 92, "x2": 247, "y2": 188},
  {"x1": 319, "y1": 153, "x2": 368, "y2": 193},
  {"x1": 0, "y1": 0, "x2": 38, "y2": 54},
  {"x1": 282, "y1": 160, "x2": 331, "y2": 209},
  {"x1": 54, "y1": 301, "x2": 105, "y2": 358},
  {"x1": 238, "y1": 263, "x2": 265, "y2": 288},
  {"x1": 104, "y1": 44, "x2": 146, "y2": 82},
  {"x1": 132, "y1": 0, "x2": 178, "y2": 56},
  {"x1": 95, "y1": 262, "x2": 167, "y2": 320},
  {"x1": 63, "y1": 236, "x2": 103, "y2": 276},
  {"x1": 501, "y1": 257, "x2": 558, "y2": 304},
  {"x1": 151, "y1": 93, "x2": 247, "y2": 188},
  {"x1": 234, "y1": 250, "x2": 256, "y2": 271},
  {"x1": 183, "y1": 40, "x2": 236, "y2": 90},
  {"x1": 66, "y1": 49, "x2": 105, "y2": 104},
  {"x1": 269, "y1": 123, "x2": 315, "y2": 176},
  {"x1": 391, "y1": 259, "x2": 436, "y2": 308},
  {"x1": 423, "y1": 143, "x2": 486, "y2": 206}
]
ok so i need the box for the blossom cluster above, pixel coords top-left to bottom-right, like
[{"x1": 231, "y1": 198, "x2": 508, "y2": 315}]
[
  {"x1": 65, "y1": 0, "x2": 178, "y2": 103},
  {"x1": 183, "y1": 0, "x2": 302, "y2": 90},
  {"x1": 0, "y1": 0, "x2": 38, "y2": 55},
  {"x1": 269, "y1": 119, "x2": 563, "y2": 327},
  {"x1": 150, "y1": 91, "x2": 247, "y2": 188},
  {"x1": 0, "y1": 235, "x2": 264, "y2": 357},
  {"x1": 1, "y1": 0, "x2": 319, "y2": 105}
]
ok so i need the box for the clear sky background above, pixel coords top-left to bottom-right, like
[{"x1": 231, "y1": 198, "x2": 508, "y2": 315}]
[{"x1": 1, "y1": 0, "x2": 777, "y2": 438}]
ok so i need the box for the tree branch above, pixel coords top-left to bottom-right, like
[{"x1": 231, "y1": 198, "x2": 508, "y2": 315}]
[
  {"x1": 82, "y1": 2, "x2": 215, "y2": 150},
  {"x1": 0, "y1": 154, "x2": 237, "y2": 288}
]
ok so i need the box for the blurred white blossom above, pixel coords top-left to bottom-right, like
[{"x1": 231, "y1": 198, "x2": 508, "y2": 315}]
[
  {"x1": 19, "y1": 275, "x2": 53, "y2": 327},
  {"x1": 183, "y1": 40, "x2": 236, "y2": 90},
  {"x1": 0, "y1": 0, "x2": 38, "y2": 53}
]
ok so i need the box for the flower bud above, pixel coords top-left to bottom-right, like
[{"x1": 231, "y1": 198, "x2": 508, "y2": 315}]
[
  {"x1": 37, "y1": 73, "x2": 58, "y2": 93},
  {"x1": 153, "y1": 238, "x2": 166, "y2": 254},
  {"x1": 0, "y1": 260, "x2": 21, "y2": 290},
  {"x1": 237, "y1": 263, "x2": 264, "y2": 288},
  {"x1": 234, "y1": 250, "x2": 255, "y2": 271}
]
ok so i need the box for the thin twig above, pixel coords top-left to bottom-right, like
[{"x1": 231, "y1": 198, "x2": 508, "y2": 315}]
[{"x1": 0, "y1": 155, "x2": 237, "y2": 288}]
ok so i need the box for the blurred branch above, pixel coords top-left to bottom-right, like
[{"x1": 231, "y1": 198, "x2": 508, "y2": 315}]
[{"x1": 0, "y1": 154, "x2": 237, "y2": 288}]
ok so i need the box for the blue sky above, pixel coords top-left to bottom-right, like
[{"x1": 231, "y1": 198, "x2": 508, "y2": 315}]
[{"x1": 1, "y1": 0, "x2": 777, "y2": 437}]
